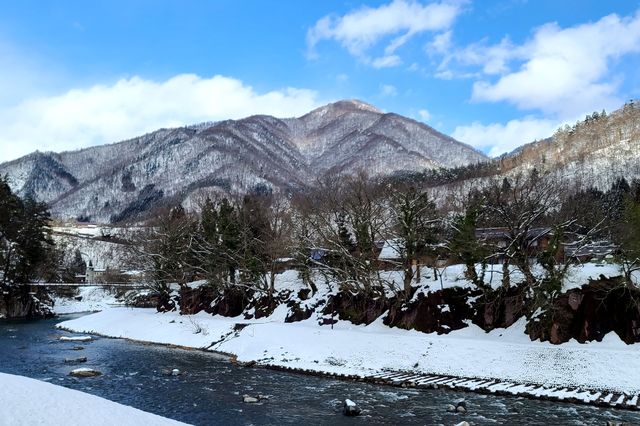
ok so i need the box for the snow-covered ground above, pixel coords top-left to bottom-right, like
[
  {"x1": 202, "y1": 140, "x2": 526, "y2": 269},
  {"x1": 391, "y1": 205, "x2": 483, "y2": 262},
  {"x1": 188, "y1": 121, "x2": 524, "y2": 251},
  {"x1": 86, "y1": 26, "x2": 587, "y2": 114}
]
[
  {"x1": 58, "y1": 305, "x2": 640, "y2": 396},
  {"x1": 0, "y1": 372, "x2": 187, "y2": 426},
  {"x1": 53, "y1": 263, "x2": 640, "y2": 403},
  {"x1": 52, "y1": 287, "x2": 125, "y2": 314}
]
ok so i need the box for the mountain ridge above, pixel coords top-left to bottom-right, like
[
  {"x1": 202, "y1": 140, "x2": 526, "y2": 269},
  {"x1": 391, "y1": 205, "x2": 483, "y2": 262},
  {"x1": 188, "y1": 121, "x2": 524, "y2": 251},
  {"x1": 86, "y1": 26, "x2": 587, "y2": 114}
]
[{"x1": 0, "y1": 100, "x2": 487, "y2": 222}]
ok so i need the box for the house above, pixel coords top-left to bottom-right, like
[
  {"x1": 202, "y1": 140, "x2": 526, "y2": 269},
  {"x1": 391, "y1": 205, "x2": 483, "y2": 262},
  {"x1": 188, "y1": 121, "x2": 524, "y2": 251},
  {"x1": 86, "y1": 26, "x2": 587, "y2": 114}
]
[
  {"x1": 474, "y1": 227, "x2": 553, "y2": 261},
  {"x1": 377, "y1": 239, "x2": 403, "y2": 261},
  {"x1": 85, "y1": 260, "x2": 107, "y2": 284},
  {"x1": 564, "y1": 240, "x2": 619, "y2": 263},
  {"x1": 376, "y1": 238, "x2": 446, "y2": 269},
  {"x1": 273, "y1": 257, "x2": 296, "y2": 273}
]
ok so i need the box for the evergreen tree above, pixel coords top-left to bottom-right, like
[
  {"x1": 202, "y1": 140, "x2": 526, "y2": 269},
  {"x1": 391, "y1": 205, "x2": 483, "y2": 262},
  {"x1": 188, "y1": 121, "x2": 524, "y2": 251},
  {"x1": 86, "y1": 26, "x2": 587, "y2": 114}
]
[
  {"x1": 0, "y1": 176, "x2": 54, "y2": 287},
  {"x1": 449, "y1": 199, "x2": 490, "y2": 291},
  {"x1": 390, "y1": 184, "x2": 439, "y2": 299}
]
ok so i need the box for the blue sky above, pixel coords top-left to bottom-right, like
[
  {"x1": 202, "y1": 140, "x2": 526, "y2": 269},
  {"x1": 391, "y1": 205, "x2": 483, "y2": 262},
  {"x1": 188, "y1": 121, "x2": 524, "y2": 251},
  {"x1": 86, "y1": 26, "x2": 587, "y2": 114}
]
[{"x1": 1, "y1": 0, "x2": 640, "y2": 161}]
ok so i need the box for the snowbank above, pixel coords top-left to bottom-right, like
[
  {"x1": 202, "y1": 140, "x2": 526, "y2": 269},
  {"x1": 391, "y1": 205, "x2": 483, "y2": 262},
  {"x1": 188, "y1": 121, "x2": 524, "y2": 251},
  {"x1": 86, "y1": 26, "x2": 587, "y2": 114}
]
[
  {"x1": 0, "y1": 372, "x2": 187, "y2": 426},
  {"x1": 58, "y1": 307, "x2": 640, "y2": 395},
  {"x1": 52, "y1": 286, "x2": 125, "y2": 314}
]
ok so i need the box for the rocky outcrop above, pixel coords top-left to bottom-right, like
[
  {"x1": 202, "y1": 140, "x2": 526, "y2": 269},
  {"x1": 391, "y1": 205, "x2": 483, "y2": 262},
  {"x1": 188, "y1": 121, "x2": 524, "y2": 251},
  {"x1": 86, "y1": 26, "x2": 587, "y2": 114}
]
[
  {"x1": 284, "y1": 299, "x2": 315, "y2": 323},
  {"x1": 156, "y1": 291, "x2": 178, "y2": 313},
  {"x1": 527, "y1": 278, "x2": 640, "y2": 344},
  {"x1": 180, "y1": 285, "x2": 217, "y2": 315},
  {"x1": 172, "y1": 275, "x2": 640, "y2": 345},
  {"x1": 473, "y1": 284, "x2": 529, "y2": 331},
  {"x1": 324, "y1": 291, "x2": 393, "y2": 325},
  {"x1": 123, "y1": 290, "x2": 160, "y2": 308},
  {"x1": 385, "y1": 287, "x2": 478, "y2": 334},
  {"x1": 0, "y1": 286, "x2": 53, "y2": 319}
]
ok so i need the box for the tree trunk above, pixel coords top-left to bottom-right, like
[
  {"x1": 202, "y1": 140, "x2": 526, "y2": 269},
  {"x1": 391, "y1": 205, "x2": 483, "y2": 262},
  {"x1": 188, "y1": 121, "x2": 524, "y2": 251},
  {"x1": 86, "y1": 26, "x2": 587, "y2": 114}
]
[
  {"x1": 403, "y1": 259, "x2": 413, "y2": 300},
  {"x1": 502, "y1": 261, "x2": 511, "y2": 290}
]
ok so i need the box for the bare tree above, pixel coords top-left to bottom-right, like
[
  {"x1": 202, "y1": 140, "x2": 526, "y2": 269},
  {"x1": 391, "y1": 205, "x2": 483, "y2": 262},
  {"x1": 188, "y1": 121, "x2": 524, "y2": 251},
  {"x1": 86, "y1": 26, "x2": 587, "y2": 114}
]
[
  {"x1": 480, "y1": 170, "x2": 560, "y2": 288},
  {"x1": 292, "y1": 172, "x2": 390, "y2": 295},
  {"x1": 130, "y1": 205, "x2": 198, "y2": 297}
]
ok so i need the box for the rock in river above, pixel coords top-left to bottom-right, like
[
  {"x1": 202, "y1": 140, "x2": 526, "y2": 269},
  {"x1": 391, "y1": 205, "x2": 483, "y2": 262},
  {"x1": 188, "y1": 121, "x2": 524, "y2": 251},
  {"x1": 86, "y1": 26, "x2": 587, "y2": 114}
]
[
  {"x1": 64, "y1": 357, "x2": 88, "y2": 364},
  {"x1": 59, "y1": 336, "x2": 92, "y2": 342},
  {"x1": 343, "y1": 399, "x2": 361, "y2": 416},
  {"x1": 69, "y1": 368, "x2": 101, "y2": 378},
  {"x1": 242, "y1": 395, "x2": 260, "y2": 403}
]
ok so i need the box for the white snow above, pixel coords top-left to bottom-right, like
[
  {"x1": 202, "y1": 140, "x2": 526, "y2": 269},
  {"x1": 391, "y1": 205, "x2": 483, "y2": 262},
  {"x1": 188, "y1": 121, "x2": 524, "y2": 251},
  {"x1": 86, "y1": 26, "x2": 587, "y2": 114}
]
[
  {"x1": 53, "y1": 287, "x2": 125, "y2": 314},
  {"x1": 59, "y1": 335, "x2": 92, "y2": 342},
  {"x1": 0, "y1": 372, "x2": 187, "y2": 426},
  {"x1": 58, "y1": 306, "x2": 640, "y2": 395},
  {"x1": 69, "y1": 367, "x2": 100, "y2": 375}
]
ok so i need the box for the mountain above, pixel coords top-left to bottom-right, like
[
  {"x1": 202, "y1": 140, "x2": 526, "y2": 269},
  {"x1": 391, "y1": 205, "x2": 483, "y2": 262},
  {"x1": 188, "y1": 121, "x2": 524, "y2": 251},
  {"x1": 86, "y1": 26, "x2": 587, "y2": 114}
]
[
  {"x1": 0, "y1": 100, "x2": 487, "y2": 223},
  {"x1": 425, "y1": 100, "x2": 640, "y2": 199},
  {"x1": 498, "y1": 102, "x2": 640, "y2": 188}
]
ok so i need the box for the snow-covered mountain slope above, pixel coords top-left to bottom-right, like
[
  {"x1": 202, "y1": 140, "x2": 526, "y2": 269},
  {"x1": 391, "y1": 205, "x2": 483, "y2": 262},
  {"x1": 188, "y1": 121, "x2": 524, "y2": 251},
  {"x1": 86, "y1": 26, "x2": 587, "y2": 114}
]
[
  {"x1": 427, "y1": 101, "x2": 640, "y2": 201},
  {"x1": 0, "y1": 100, "x2": 486, "y2": 222},
  {"x1": 497, "y1": 101, "x2": 640, "y2": 189}
]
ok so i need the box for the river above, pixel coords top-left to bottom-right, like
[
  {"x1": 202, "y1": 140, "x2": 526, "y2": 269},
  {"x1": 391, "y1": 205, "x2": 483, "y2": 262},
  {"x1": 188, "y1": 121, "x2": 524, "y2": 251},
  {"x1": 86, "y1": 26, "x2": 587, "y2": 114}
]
[{"x1": 1, "y1": 314, "x2": 639, "y2": 425}]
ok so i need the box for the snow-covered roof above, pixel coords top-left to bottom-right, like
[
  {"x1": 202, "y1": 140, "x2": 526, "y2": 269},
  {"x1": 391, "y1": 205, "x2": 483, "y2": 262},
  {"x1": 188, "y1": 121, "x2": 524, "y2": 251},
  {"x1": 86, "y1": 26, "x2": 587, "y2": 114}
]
[
  {"x1": 378, "y1": 239, "x2": 404, "y2": 260},
  {"x1": 564, "y1": 241, "x2": 618, "y2": 258},
  {"x1": 475, "y1": 227, "x2": 552, "y2": 241}
]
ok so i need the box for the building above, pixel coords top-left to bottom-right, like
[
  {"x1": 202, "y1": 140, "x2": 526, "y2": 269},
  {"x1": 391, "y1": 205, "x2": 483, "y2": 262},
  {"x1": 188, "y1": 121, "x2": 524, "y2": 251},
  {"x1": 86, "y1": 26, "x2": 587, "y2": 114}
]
[
  {"x1": 563, "y1": 240, "x2": 619, "y2": 263},
  {"x1": 474, "y1": 227, "x2": 553, "y2": 262}
]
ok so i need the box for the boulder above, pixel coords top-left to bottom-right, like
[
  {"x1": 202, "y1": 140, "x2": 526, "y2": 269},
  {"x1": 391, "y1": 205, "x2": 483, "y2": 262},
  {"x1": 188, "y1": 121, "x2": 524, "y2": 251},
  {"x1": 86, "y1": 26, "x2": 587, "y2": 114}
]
[
  {"x1": 64, "y1": 357, "x2": 88, "y2": 364},
  {"x1": 69, "y1": 368, "x2": 101, "y2": 378},
  {"x1": 242, "y1": 395, "x2": 260, "y2": 403},
  {"x1": 59, "y1": 336, "x2": 92, "y2": 342},
  {"x1": 343, "y1": 399, "x2": 361, "y2": 416}
]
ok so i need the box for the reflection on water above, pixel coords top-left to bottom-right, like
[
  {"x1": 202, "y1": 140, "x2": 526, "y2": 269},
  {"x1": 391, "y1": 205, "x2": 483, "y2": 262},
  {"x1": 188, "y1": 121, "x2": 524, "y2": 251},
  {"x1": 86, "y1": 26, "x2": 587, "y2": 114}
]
[{"x1": 1, "y1": 315, "x2": 639, "y2": 425}]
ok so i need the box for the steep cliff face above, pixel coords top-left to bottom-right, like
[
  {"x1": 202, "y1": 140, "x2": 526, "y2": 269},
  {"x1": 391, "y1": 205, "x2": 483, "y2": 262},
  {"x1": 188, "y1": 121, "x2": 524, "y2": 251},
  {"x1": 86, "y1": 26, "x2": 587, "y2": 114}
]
[{"x1": 0, "y1": 100, "x2": 487, "y2": 222}]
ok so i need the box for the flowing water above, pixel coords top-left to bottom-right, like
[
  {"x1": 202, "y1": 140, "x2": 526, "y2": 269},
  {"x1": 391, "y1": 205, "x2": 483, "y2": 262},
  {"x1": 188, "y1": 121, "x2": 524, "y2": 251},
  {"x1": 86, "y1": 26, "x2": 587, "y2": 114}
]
[{"x1": 1, "y1": 315, "x2": 639, "y2": 426}]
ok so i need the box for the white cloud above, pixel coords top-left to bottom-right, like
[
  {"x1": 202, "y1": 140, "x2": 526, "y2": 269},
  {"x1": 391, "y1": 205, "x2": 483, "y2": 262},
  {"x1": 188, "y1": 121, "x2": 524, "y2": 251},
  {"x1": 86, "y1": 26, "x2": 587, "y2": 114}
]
[
  {"x1": 442, "y1": 10, "x2": 640, "y2": 157},
  {"x1": 0, "y1": 74, "x2": 322, "y2": 162},
  {"x1": 446, "y1": 36, "x2": 517, "y2": 75},
  {"x1": 418, "y1": 109, "x2": 431, "y2": 121},
  {"x1": 469, "y1": 11, "x2": 640, "y2": 117},
  {"x1": 426, "y1": 30, "x2": 453, "y2": 54},
  {"x1": 452, "y1": 117, "x2": 560, "y2": 157},
  {"x1": 380, "y1": 84, "x2": 398, "y2": 97},
  {"x1": 307, "y1": 0, "x2": 464, "y2": 66},
  {"x1": 372, "y1": 55, "x2": 403, "y2": 68}
]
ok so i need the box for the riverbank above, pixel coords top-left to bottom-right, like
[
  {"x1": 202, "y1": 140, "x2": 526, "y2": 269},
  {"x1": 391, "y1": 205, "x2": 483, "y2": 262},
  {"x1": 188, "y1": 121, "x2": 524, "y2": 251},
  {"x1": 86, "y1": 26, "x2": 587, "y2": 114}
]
[
  {"x1": 58, "y1": 307, "x2": 640, "y2": 410},
  {"x1": 0, "y1": 372, "x2": 187, "y2": 426},
  {"x1": 52, "y1": 286, "x2": 127, "y2": 314}
]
